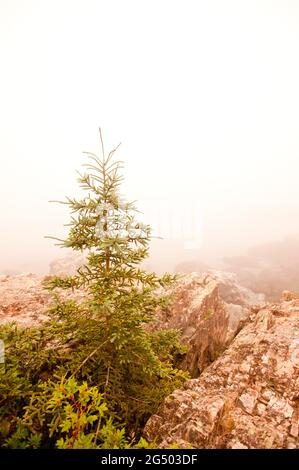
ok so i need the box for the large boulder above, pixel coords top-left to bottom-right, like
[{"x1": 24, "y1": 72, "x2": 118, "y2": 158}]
[
  {"x1": 144, "y1": 295, "x2": 299, "y2": 449},
  {"x1": 223, "y1": 237, "x2": 299, "y2": 302},
  {"x1": 0, "y1": 273, "x2": 87, "y2": 327},
  {"x1": 174, "y1": 260, "x2": 210, "y2": 274},
  {"x1": 154, "y1": 272, "x2": 264, "y2": 376},
  {"x1": 208, "y1": 270, "x2": 265, "y2": 306},
  {"x1": 49, "y1": 252, "x2": 86, "y2": 276}
]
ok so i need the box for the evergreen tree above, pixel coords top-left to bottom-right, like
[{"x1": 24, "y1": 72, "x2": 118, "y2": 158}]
[{"x1": 46, "y1": 129, "x2": 187, "y2": 433}]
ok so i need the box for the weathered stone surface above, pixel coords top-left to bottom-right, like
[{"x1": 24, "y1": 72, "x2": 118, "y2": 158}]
[
  {"x1": 144, "y1": 296, "x2": 299, "y2": 449},
  {"x1": 0, "y1": 273, "x2": 88, "y2": 327},
  {"x1": 208, "y1": 270, "x2": 265, "y2": 306},
  {"x1": 153, "y1": 273, "x2": 261, "y2": 376},
  {"x1": 282, "y1": 290, "x2": 299, "y2": 302},
  {"x1": 1, "y1": 270, "x2": 298, "y2": 448},
  {"x1": 0, "y1": 272, "x2": 261, "y2": 377}
]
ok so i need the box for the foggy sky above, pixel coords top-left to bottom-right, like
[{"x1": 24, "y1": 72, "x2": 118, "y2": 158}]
[{"x1": 1, "y1": 0, "x2": 299, "y2": 274}]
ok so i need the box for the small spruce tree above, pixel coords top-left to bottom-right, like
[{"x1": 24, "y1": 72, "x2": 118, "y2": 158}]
[{"x1": 46, "y1": 129, "x2": 187, "y2": 434}]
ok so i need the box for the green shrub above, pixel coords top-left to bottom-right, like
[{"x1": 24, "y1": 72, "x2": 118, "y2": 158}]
[
  {"x1": 0, "y1": 130, "x2": 188, "y2": 448},
  {"x1": 6, "y1": 376, "x2": 128, "y2": 449}
]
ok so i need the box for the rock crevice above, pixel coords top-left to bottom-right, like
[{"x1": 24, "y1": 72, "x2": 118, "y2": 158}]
[{"x1": 144, "y1": 293, "x2": 299, "y2": 449}]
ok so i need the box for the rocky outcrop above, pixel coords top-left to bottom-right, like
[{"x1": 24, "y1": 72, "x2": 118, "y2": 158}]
[
  {"x1": 49, "y1": 252, "x2": 86, "y2": 276},
  {"x1": 0, "y1": 273, "x2": 87, "y2": 327},
  {"x1": 2, "y1": 270, "x2": 297, "y2": 448},
  {"x1": 144, "y1": 294, "x2": 299, "y2": 449},
  {"x1": 223, "y1": 237, "x2": 299, "y2": 302},
  {"x1": 208, "y1": 270, "x2": 265, "y2": 306},
  {"x1": 0, "y1": 272, "x2": 262, "y2": 377},
  {"x1": 154, "y1": 272, "x2": 264, "y2": 376},
  {"x1": 174, "y1": 260, "x2": 210, "y2": 274}
]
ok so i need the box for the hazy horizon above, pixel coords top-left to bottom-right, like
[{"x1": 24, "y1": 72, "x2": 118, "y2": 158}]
[{"x1": 1, "y1": 0, "x2": 299, "y2": 275}]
